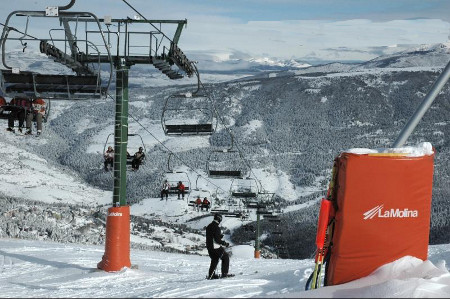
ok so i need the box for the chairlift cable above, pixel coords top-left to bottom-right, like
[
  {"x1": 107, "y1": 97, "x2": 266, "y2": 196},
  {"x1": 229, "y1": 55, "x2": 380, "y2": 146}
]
[
  {"x1": 193, "y1": 66, "x2": 264, "y2": 192},
  {"x1": 120, "y1": 0, "x2": 174, "y2": 43}
]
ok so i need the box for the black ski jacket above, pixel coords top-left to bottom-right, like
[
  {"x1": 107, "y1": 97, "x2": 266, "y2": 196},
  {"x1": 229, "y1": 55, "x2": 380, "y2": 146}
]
[{"x1": 206, "y1": 220, "x2": 226, "y2": 252}]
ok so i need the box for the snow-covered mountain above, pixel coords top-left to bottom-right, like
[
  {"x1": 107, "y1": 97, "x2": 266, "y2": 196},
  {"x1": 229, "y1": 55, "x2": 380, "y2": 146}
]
[{"x1": 1, "y1": 42, "x2": 450, "y2": 297}]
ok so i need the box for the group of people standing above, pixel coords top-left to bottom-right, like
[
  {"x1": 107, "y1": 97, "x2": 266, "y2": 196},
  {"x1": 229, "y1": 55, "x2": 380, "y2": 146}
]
[{"x1": 1, "y1": 96, "x2": 46, "y2": 136}]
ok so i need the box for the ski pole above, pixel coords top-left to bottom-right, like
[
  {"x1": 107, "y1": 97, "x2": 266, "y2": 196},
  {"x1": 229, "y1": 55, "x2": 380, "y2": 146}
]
[{"x1": 208, "y1": 247, "x2": 226, "y2": 279}]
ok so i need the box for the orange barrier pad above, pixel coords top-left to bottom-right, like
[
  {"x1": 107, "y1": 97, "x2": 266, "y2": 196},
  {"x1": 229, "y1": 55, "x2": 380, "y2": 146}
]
[
  {"x1": 326, "y1": 152, "x2": 434, "y2": 285},
  {"x1": 97, "y1": 206, "x2": 131, "y2": 272}
]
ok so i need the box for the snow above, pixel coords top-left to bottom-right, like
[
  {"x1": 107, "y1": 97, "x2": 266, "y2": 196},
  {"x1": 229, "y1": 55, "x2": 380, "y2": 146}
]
[
  {"x1": 1, "y1": 238, "x2": 450, "y2": 298},
  {"x1": 346, "y1": 142, "x2": 434, "y2": 157}
]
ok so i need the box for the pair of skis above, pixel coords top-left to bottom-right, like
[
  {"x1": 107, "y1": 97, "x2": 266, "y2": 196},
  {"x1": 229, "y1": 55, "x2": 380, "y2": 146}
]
[{"x1": 306, "y1": 161, "x2": 338, "y2": 290}]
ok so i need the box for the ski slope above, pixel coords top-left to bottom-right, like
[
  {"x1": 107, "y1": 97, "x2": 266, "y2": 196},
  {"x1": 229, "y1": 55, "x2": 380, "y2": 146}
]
[{"x1": 0, "y1": 238, "x2": 450, "y2": 298}]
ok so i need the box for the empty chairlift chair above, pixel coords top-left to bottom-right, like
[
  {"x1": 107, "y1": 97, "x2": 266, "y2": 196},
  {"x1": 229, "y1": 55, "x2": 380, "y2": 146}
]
[
  {"x1": 230, "y1": 177, "x2": 259, "y2": 198},
  {"x1": 161, "y1": 91, "x2": 216, "y2": 136}
]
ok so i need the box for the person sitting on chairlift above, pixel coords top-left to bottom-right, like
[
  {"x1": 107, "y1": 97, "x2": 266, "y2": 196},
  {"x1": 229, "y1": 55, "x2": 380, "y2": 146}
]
[
  {"x1": 7, "y1": 97, "x2": 31, "y2": 134},
  {"x1": 161, "y1": 179, "x2": 170, "y2": 201},
  {"x1": 104, "y1": 146, "x2": 114, "y2": 171},
  {"x1": 195, "y1": 196, "x2": 202, "y2": 211},
  {"x1": 177, "y1": 181, "x2": 186, "y2": 199},
  {"x1": 0, "y1": 96, "x2": 6, "y2": 114},
  {"x1": 202, "y1": 197, "x2": 211, "y2": 212},
  {"x1": 25, "y1": 98, "x2": 46, "y2": 136},
  {"x1": 131, "y1": 147, "x2": 145, "y2": 171}
]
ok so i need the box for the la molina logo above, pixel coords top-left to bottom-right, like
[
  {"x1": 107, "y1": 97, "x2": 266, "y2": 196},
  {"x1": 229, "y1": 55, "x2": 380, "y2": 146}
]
[{"x1": 363, "y1": 204, "x2": 419, "y2": 220}]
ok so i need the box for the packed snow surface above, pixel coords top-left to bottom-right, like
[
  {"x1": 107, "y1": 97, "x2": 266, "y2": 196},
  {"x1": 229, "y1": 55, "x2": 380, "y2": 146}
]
[{"x1": 0, "y1": 238, "x2": 450, "y2": 298}]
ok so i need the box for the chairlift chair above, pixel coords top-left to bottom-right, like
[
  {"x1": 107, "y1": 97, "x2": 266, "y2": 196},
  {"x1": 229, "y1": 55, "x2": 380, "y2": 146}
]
[
  {"x1": 0, "y1": 9, "x2": 113, "y2": 100},
  {"x1": 206, "y1": 148, "x2": 248, "y2": 178},
  {"x1": 230, "y1": 177, "x2": 259, "y2": 198},
  {"x1": 103, "y1": 132, "x2": 146, "y2": 168},
  {"x1": 161, "y1": 91, "x2": 216, "y2": 136}
]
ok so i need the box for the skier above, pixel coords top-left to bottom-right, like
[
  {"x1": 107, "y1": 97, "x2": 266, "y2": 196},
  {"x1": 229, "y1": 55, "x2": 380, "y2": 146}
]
[
  {"x1": 206, "y1": 213, "x2": 234, "y2": 279},
  {"x1": 161, "y1": 180, "x2": 170, "y2": 201}
]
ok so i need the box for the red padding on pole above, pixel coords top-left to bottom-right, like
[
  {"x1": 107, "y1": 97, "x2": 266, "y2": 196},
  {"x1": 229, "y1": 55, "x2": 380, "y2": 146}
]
[
  {"x1": 97, "y1": 206, "x2": 131, "y2": 272},
  {"x1": 315, "y1": 198, "x2": 332, "y2": 249}
]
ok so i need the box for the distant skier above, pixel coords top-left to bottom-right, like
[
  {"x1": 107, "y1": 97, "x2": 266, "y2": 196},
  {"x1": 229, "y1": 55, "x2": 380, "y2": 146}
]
[{"x1": 206, "y1": 213, "x2": 234, "y2": 279}]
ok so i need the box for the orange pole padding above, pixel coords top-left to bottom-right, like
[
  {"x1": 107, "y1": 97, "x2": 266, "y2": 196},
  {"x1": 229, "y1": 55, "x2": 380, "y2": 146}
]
[
  {"x1": 315, "y1": 198, "x2": 332, "y2": 250},
  {"x1": 97, "y1": 206, "x2": 131, "y2": 272},
  {"x1": 254, "y1": 250, "x2": 261, "y2": 259}
]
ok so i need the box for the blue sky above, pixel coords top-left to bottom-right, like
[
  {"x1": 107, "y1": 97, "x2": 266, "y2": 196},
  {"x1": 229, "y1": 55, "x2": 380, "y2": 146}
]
[{"x1": 1, "y1": 1, "x2": 450, "y2": 63}]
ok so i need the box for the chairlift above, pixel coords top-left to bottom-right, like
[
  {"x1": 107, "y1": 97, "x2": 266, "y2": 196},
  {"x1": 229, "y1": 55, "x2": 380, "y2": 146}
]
[
  {"x1": 0, "y1": 8, "x2": 113, "y2": 99},
  {"x1": 207, "y1": 130, "x2": 248, "y2": 178},
  {"x1": 163, "y1": 153, "x2": 191, "y2": 197},
  {"x1": 103, "y1": 133, "x2": 146, "y2": 168},
  {"x1": 0, "y1": 96, "x2": 51, "y2": 124},
  {"x1": 230, "y1": 177, "x2": 259, "y2": 198},
  {"x1": 161, "y1": 89, "x2": 216, "y2": 136}
]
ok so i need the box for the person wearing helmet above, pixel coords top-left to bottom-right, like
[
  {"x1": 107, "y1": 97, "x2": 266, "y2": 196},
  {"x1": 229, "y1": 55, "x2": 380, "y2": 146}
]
[
  {"x1": 104, "y1": 146, "x2": 114, "y2": 171},
  {"x1": 131, "y1": 146, "x2": 145, "y2": 171},
  {"x1": 205, "y1": 213, "x2": 234, "y2": 279}
]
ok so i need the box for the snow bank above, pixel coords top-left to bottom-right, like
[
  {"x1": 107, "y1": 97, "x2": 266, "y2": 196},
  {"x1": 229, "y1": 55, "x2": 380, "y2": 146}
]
[{"x1": 346, "y1": 142, "x2": 434, "y2": 157}]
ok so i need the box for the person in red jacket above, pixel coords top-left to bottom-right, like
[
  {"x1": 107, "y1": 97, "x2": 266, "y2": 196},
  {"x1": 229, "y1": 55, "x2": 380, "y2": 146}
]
[
  {"x1": 195, "y1": 196, "x2": 202, "y2": 211},
  {"x1": 202, "y1": 197, "x2": 211, "y2": 212},
  {"x1": 25, "y1": 98, "x2": 46, "y2": 136},
  {"x1": 177, "y1": 181, "x2": 185, "y2": 199},
  {"x1": 0, "y1": 96, "x2": 6, "y2": 114}
]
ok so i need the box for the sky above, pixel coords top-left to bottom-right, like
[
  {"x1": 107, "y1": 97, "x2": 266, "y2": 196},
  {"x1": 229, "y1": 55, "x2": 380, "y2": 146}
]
[{"x1": 1, "y1": 1, "x2": 450, "y2": 64}]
